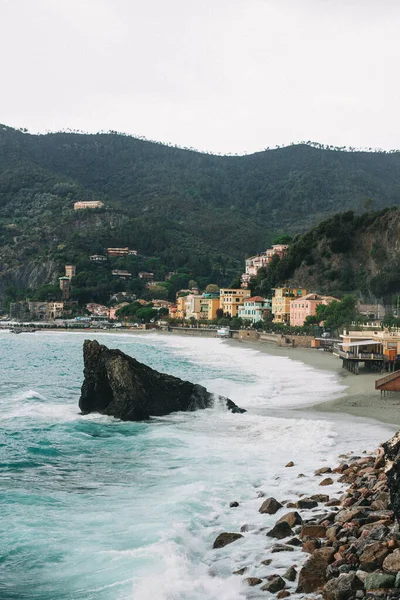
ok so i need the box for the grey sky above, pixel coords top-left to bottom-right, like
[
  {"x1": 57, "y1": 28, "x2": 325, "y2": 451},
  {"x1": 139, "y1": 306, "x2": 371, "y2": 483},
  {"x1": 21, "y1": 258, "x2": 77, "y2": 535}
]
[{"x1": 1, "y1": 0, "x2": 399, "y2": 154}]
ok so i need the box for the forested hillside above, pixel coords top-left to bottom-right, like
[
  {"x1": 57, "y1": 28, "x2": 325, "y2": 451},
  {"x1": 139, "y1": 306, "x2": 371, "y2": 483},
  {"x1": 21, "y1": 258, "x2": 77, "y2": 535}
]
[
  {"x1": 252, "y1": 208, "x2": 400, "y2": 301},
  {"x1": 1, "y1": 124, "x2": 400, "y2": 305}
]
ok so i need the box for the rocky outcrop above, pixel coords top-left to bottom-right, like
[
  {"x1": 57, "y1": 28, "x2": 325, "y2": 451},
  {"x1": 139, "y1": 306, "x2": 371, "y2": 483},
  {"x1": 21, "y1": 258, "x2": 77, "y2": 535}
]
[
  {"x1": 383, "y1": 431, "x2": 400, "y2": 522},
  {"x1": 79, "y1": 340, "x2": 245, "y2": 420}
]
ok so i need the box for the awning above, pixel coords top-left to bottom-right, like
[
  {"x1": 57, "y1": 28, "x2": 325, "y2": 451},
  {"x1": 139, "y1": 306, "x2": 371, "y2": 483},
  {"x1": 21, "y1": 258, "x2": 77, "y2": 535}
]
[{"x1": 338, "y1": 340, "x2": 382, "y2": 347}]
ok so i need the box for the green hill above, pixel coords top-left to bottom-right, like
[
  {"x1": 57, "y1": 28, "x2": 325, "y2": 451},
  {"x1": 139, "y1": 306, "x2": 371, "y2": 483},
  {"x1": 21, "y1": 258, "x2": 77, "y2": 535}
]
[{"x1": 1, "y1": 125, "x2": 400, "y2": 306}]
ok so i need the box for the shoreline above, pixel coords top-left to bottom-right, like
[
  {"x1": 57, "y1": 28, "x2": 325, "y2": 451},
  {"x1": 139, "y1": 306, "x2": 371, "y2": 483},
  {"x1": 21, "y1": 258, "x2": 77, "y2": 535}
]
[
  {"x1": 228, "y1": 338, "x2": 400, "y2": 427},
  {"x1": 4, "y1": 326, "x2": 400, "y2": 426}
]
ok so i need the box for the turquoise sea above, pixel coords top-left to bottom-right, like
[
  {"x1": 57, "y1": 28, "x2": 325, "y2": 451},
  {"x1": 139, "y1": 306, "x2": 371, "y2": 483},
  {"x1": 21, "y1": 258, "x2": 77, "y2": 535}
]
[{"x1": 0, "y1": 331, "x2": 396, "y2": 600}]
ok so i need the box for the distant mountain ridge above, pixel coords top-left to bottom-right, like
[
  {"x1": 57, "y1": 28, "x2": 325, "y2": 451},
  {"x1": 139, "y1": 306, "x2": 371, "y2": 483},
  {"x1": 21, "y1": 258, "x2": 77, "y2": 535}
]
[{"x1": 1, "y1": 125, "x2": 400, "y2": 303}]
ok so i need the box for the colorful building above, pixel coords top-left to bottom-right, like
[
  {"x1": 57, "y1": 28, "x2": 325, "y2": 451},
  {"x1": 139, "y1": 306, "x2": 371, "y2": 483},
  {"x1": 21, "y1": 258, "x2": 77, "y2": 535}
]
[
  {"x1": 238, "y1": 296, "x2": 272, "y2": 323},
  {"x1": 290, "y1": 293, "x2": 337, "y2": 327},
  {"x1": 175, "y1": 295, "x2": 187, "y2": 319},
  {"x1": 272, "y1": 287, "x2": 307, "y2": 323},
  {"x1": 220, "y1": 288, "x2": 251, "y2": 318},
  {"x1": 241, "y1": 244, "x2": 289, "y2": 287},
  {"x1": 46, "y1": 302, "x2": 65, "y2": 320},
  {"x1": 199, "y1": 294, "x2": 220, "y2": 321},
  {"x1": 185, "y1": 294, "x2": 203, "y2": 320},
  {"x1": 74, "y1": 201, "x2": 104, "y2": 210}
]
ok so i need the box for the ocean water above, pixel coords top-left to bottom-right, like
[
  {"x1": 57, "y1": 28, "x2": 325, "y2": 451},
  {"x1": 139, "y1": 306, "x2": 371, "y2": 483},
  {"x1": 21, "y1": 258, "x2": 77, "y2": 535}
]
[{"x1": 0, "y1": 331, "x2": 396, "y2": 600}]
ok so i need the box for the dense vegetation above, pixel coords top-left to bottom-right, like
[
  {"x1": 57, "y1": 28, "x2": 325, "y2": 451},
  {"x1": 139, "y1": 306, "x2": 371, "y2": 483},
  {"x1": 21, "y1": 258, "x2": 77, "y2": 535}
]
[
  {"x1": 252, "y1": 208, "x2": 400, "y2": 301},
  {"x1": 2, "y1": 124, "x2": 400, "y2": 306}
]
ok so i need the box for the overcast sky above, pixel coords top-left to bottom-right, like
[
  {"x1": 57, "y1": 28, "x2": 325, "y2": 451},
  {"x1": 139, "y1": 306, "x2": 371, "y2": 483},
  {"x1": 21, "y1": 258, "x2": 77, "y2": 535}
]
[{"x1": 1, "y1": 0, "x2": 399, "y2": 154}]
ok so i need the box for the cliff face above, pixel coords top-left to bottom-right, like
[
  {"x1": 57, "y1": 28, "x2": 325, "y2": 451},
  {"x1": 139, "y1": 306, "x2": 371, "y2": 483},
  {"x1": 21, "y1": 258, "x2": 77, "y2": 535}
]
[{"x1": 79, "y1": 340, "x2": 245, "y2": 420}]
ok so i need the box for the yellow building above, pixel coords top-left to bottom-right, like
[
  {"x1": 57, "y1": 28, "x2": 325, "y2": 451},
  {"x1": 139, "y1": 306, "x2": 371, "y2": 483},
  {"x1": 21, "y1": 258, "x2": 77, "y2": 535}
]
[
  {"x1": 272, "y1": 287, "x2": 307, "y2": 323},
  {"x1": 199, "y1": 295, "x2": 220, "y2": 321},
  {"x1": 175, "y1": 296, "x2": 187, "y2": 319},
  {"x1": 46, "y1": 302, "x2": 65, "y2": 320},
  {"x1": 219, "y1": 288, "x2": 251, "y2": 318}
]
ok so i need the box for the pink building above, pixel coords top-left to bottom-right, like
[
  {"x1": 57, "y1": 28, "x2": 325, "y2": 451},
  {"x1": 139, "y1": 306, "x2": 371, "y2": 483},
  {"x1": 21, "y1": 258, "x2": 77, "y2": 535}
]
[
  {"x1": 86, "y1": 303, "x2": 109, "y2": 316},
  {"x1": 290, "y1": 293, "x2": 338, "y2": 327},
  {"x1": 241, "y1": 244, "x2": 289, "y2": 287},
  {"x1": 109, "y1": 303, "x2": 129, "y2": 320}
]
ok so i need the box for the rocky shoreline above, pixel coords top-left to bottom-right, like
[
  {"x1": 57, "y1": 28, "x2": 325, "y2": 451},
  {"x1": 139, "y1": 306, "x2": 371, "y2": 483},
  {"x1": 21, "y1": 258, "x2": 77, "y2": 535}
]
[{"x1": 213, "y1": 431, "x2": 400, "y2": 599}]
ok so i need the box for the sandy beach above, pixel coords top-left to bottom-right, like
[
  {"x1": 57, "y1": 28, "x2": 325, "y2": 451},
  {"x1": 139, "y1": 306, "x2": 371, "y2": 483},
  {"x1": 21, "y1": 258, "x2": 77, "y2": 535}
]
[{"x1": 228, "y1": 338, "x2": 400, "y2": 427}]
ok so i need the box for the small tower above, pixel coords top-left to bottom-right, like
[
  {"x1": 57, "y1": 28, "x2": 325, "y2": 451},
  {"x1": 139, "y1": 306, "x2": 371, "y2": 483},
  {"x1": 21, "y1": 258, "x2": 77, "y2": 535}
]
[
  {"x1": 59, "y1": 276, "x2": 71, "y2": 300},
  {"x1": 65, "y1": 265, "x2": 76, "y2": 280}
]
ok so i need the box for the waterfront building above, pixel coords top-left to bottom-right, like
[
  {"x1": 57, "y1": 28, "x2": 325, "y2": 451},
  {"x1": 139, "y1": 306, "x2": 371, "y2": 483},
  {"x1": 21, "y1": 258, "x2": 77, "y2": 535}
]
[
  {"x1": 185, "y1": 294, "x2": 203, "y2": 320},
  {"x1": 27, "y1": 302, "x2": 48, "y2": 320},
  {"x1": 46, "y1": 302, "x2": 65, "y2": 320},
  {"x1": 74, "y1": 201, "x2": 104, "y2": 210},
  {"x1": 175, "y1": 296, "x2": 187, "y2": 319},
  {"x1": 199, "y1": 294, "x2": 220, "y2": 321},
  {"x1": 290, "y1": 293, "x2": 337, "y2": 327},
  {"x1": 272, "y1": 287, "x2": 307, "y2": 323},
  {"x1": 238, "y1": 296, "x2": 272, "y2": 324},
  {"x1": 219, "y1": 288, "x2": 251, "y2": 318}
]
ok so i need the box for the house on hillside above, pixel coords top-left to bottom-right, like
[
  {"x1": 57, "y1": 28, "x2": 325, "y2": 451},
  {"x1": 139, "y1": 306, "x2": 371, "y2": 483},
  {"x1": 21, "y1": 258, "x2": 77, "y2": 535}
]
[
  {"x1": 290, "y1": 293, "x2": 338, "y2": 327},
  {"x1": 74, "y1": 201, "x2": 104, "y2": 210}
]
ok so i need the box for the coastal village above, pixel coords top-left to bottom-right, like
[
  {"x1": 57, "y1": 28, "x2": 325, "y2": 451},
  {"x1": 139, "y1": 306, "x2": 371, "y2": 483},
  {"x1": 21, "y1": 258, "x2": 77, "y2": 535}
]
[{"x1": 4, "y1": 202, "x2": 400, "y2": 394}]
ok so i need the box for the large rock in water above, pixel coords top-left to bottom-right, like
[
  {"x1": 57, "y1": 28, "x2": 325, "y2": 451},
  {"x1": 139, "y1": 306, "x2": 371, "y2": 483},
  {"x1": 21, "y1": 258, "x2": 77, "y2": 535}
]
[{"x1": 78, "y1": 340, "x2": 245, "y2": 420}]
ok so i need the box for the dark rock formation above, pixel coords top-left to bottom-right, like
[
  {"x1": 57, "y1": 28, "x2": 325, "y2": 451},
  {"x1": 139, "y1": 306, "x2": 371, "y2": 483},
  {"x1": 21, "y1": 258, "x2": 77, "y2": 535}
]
[
  {"x1": 213, "y1": 532, "x2": 243, "y2": 548},
  {"x1": 383, "y1": 432, "x2": 400, "y2": 522},
  {"x1": 79, "y1": 339, "x2": 245, "y2": 420}
]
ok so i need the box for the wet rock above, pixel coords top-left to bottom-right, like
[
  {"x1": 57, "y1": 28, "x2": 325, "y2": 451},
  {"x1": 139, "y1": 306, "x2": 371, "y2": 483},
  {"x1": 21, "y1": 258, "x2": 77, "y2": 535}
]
[
  {"x1": 310, "y1": 494, "x2": 330, "y2": 503},
  {"x1": 359, "y1": 542, "x2": 390, "y2": 571},
  {"x1": 276, "y1": 511, "x2": 303, "y2": 528},
  {"x1": 259, "y1": 497, "x2": 283, "y2": 515},
  {"x1": 326, "y1": 499, "x2": 342, "y2": 507},
  {"x1": 300, "y1": 524, "x2": 327, "y2": 539},
  {"x1": 233, "y1": 567, "x2": 247, "y2": 575},
  {"x1": 323, "y1": 572, "x2": 364, "y2": 600},
  {"x1": 302, "y1": 539, "x2": 321, "y2": 554},
  {"x1": 244, "y1": 577, "x2": 262, "y2": 586},
  {"x1": 287, "y1": 537, "x2": 303, "y2": 547},
  {"x1": 261, "y1": 559, "x2": 272, "y2": 566},
  {"x1": 320, "y1": 478, "x2": 334, "y2": 486},
  {"x1": 276, "y1": 591, "x2": 291, "y2": 599},
  {"x1": 79, "y1": 340, "x2": 246, "y2": 420},
  {"x1": 230, "y1": 501, "x2": 239, "y2": 508},
  {"x1": 296, "y1": 498, "x2": 318, "y2": 510},
  {"x1": 382, "y1": 431, "x2": 400, "y2": 523},
  {"x1": 213, "y1": 532, "x2": 243, "y2": 548},
  {"x1": 266, "y1": 521, "x2": 293, "y2": 539},
  {"x1": 364, "y1": 572, "x2": 396, "y2": 590},
  {"x1": 315, "y1": 467, "x2": 333, "y2": 476},
  {"x1": 283, "y1": 566, "x2": 297, "y2": 582},
  {"x1": 296, "y1": 547, "x2": 335, "y2": 593},
  {"x1": 382, "y1": 548, "x2": 400, "y2": 573},
  {"x1": 271, "y1": 544, "x2": 294, "y2": 553},
  {"x1": 285, "y1": 461, "x2": 294, "y2": 467},
  {"x1": 261, "y1": 575, "x2": 286, "y2": 593}
]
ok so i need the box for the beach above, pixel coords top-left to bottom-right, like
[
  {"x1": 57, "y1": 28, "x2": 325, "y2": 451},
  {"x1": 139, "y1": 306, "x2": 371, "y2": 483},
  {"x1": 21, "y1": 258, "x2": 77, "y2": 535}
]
[{"x1": 229, "y1": 338, "x2": 400, "y2": 427}]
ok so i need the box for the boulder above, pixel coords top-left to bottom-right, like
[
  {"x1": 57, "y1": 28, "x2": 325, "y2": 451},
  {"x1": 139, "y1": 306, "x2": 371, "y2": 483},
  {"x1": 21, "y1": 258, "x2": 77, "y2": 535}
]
[
  {"x1": 277, "y1": 511, "x2": 303, "y2": 527},
  {"x1": 79, "y1": 340, "x2": 245, "y2": 420},
  {"x1": 320, "y1": 477, "x2": 334, "y2": 486},
  {"x1": 383, "y1": 548, "x2": 400, "y2": 573},
  {"x1": 296, "y1": 498, "x2": 318, "y2": 509},
  {"x1": 271, "y1": 544, "x2": 294, "y2": 553},
  {"x1": 322, "y1": 572, "x2": 364, "y2": 600},
  {"x1": 382, "y1": 430, "x2": 400, "y2": 522},
  {"x1": 283, "y1": 566, "x2": 297, "y2": 582},
  {"x1": 213, "y1": 532, "x2": 243, "y2": 548},
  {"x1": 359, "y1": 542, "x2": 390, "y2": 571},
  {"x1": 244, "y1": 577, "x2": 262, "y2": 586},
  {"x1": 266, "y1": 521, "x2": 293, "y2": 539},
  {"x1": 300, "y1": 524, "x2": 327, "y2": 539},
  {"x1": 296, "y1": 547, "x2": 335, "y2": 593},
  {"x1": 364, "y1": 572, "x2": 396, "y2": 590},
  {"x1": 261, "y1": 575, "x2": 286, "y2": 593},
  {"x1": 259, "y1": 497, "x2": 283, "y2": 515}
]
